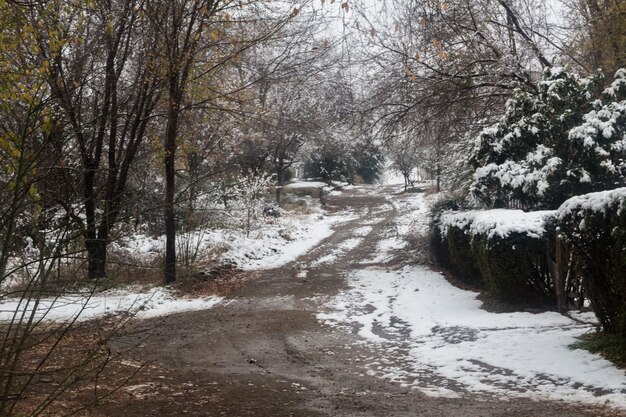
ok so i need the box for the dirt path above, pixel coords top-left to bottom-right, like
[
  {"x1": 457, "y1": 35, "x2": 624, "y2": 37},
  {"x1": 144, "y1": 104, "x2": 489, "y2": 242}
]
[{"x1": 95, "y1": 187, "x2": 623, "y2": 416}]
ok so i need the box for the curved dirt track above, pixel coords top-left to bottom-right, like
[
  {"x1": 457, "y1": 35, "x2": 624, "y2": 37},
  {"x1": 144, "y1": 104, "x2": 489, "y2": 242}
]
[{"x1": 96, "y1": 187, "x2": 624, "y2": 417}]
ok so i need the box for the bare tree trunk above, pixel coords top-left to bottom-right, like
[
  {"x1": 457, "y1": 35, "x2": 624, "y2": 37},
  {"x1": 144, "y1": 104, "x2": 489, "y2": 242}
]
[
  {"x1": 275, "y1": 167, "x2": 285, "y2": 205},
  {"x1": 84, "y1": 163, "x2": 108, "y2": 279},
  {"x1": 164, "y1": 85, "x2": 181, "y2": 285}
]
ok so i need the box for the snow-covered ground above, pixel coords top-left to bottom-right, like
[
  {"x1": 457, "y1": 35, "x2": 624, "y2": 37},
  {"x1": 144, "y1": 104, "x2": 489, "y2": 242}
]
[
  {"x1": 1, "y1": 204, "x2": 357, "y2": 323},
  {"x1": 228, "y1": 212, "x2": 356, "y2": 270},
  {"x1": 112, "y1": 211, "x2": 357, "y2": 272},
  {"x1": 318, "y1": 266, "x2": 626, "y2": 408},
  {"x1": 318, "y1": 189, "x2": 626, "y2": 410},
  {"x1": 0, "y1": 287, "x2": 223, "y2": 323}
]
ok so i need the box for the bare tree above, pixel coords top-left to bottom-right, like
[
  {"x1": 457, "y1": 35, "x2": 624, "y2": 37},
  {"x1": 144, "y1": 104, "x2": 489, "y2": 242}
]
[{"x1": 28, "y1": 0, "x2": 162, "y2": 279}]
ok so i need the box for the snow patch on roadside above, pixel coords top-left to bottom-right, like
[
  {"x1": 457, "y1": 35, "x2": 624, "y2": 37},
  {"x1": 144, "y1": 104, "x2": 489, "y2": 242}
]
[
  {"x1": 227, "y1": 213, "x2": 354, "y2": 271},
  {"x1": 353, "y1": 226, "x2": 374, "y2": 237},
  {"x1": 0, "y1": 287, "x2": 222, "y2": 323},
  {"x1": 318, "y1": 266, "x2": 626, "y2": 409}
]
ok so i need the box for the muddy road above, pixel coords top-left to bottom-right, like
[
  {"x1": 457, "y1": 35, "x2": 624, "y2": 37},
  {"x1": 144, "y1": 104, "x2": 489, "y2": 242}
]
[{"x1": 94, "y1": 187, "x2": 622, "y2": 416}]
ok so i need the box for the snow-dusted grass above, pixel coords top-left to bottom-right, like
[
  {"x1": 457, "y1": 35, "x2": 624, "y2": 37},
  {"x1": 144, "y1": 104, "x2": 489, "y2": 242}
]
[
  {"x1": 1, "y1": 193, "x2": 357, "y2": 324},
  {"x1": 353, "y1": 226, "x2": 373, "y2": 237},
  {"x1": 111, "y1": 210, "x2": 357, "y2": 272},
  {"x1": 283, "y1": 181, "x2": 329, "y2": 190},
  {"x1": 0, "y1": 287, "x2": 223, "y2": 323},
  {"x1": 360, "y1": 238, "x2": 403, "y2": 265},
  {"x1": 318, "y1": 266, "x2": 626, "y2": 409},
  {"x1": 227, "y1": 213, "x2": 356, "y2": 270}
]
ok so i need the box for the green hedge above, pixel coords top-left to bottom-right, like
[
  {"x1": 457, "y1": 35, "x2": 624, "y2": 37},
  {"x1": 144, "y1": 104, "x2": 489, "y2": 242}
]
[
  {"x1": 431, "y1": 188, "x2": 626, "y2": 332},
  {"x1": 432, "y1": 207, "x2": 555, "y2": 306},
  {"x1": 471, "y1": 232, "x2": 553, "y2": 305},
  {"x1": 429, "y1": 197, "x2": 481, "y2": 285},
  {"x1": 557, "y1": 189, "x2": 626, "y2": 336}
]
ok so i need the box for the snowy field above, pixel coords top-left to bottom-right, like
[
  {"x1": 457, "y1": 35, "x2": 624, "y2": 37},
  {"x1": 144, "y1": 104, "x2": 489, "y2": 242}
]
[{"x1": 318, "y1": 188, "x2": 626, "y2": 410}]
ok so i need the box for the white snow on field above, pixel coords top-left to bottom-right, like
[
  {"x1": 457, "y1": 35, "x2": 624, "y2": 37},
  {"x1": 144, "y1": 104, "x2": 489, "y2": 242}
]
[
  {"x1": 318, "y1": 266, "x2": 626, "y2": 408},
  {"x1": 361, "y1": 238, "x2": 404, "y2": 264},
  {"x1": 226, "y1": 213, "x2": 357, "y2": 270},
  {"x1": 353, "y1": 226, "x2": 374, "y2": 237},
  {"x1": 387, "y1": 191, "x2": 434, "y2": 236},
  {"x1": 283, "y1": 181, "x2": 329, "y2": 190},
  {"x1": 111, "y1": 211, "x2": 357, "y2": 272},
  {"x1": 0, "y1": 287, "x2": 222, "y2": 323}
]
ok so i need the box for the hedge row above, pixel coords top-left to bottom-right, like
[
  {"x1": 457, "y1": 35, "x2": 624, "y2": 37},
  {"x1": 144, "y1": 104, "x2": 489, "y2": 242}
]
[
  {"x1": 432, "y1": 189, "x2": 626, "y2": 335},
  {"x1": 557, "y1": 188, "x2": 626, "y2": 336},
  {"x1": 431, "y1": 200, "x2": 555, "y2": 307}
]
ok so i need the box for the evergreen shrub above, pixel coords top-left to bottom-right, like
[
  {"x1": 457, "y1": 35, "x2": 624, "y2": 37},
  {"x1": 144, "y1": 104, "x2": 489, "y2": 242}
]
[
  {"x1": 429, "y1": 196, "x2": 479, "y2": 283},
  {"x1": 433, "y1": 207, "x2": 555, "y2": 306},
  {"x1": 557, "y1": 188, "x2": 626, "y2": 335},
  {"x1": 471, "y1": 232, "x2": 553, "y2": 306}
]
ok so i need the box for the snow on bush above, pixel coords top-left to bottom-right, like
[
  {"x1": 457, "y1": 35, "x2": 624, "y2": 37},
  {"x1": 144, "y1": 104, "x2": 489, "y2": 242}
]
[
  {"x1": 0, "y1": 287, "x2": 223, "y2": 323},
  {"x1": 469, "y1": 67, "x2": 626, "y2": 210},
  {"x1": 556, "y1": 187, "x2": 626, "y2": 335},
  {"x1": 439, "y1": 209, "x2": 555, "y2": 240},
  {"x1": 434, "y1": 208, "x2": 556, "y2": 305},
  {"x1": 557, "y1": 187, "x2": 626, "y2": 221}
]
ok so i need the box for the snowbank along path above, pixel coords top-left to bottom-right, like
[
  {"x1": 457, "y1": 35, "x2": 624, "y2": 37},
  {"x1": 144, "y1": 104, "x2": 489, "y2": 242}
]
[{"x1": 103, "y1": 185, "x2": 625, "y2": 417}]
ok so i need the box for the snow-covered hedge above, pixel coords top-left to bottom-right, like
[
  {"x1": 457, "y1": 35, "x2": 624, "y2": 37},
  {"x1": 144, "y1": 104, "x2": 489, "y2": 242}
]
[
  {"x1": 557, "y1": 187, "x2": 626, "y2": 335},
  {"x1": 433, "y1": 207, "x2": 556, "y2": 305},
  {"x1": 439, "y1": 209, "x2": 555, "y2": 240},
  {"x1": 431, "y1": 187, "x2": 626, "y2": 330},
  {"x1": 429, "y1": 197, "x2": 480, "y2": 285}
]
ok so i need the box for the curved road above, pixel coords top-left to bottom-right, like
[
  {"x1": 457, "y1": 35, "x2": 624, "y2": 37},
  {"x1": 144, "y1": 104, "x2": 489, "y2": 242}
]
[{"x1": 100, "y1": 187, "x2": 623, "y2": 417}]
